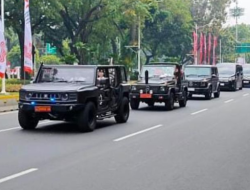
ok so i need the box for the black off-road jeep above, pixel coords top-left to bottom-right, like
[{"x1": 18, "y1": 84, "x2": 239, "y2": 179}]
[
  {"x1": 130, "y1": 63, "x2": 188, "y2": 110},
  {"x1": 18, "y1": 64, "x2": 130, "y2": 132},
  {"x1": 184, "y1": 65, "x2": 220, "y2": 100}
]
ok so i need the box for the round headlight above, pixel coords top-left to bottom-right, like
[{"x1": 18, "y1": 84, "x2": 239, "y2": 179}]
[
  {"x1": 62, "y1": 94, "x2": 69, "y2": 101},
  {"x1": 160, "y1": 86, "x2": 165, "y2": 91},
  {"x1": 25, "y1": 93, "x2": 32, "y2": 100}
]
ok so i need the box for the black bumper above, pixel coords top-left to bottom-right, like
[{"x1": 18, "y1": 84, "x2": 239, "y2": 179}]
[
  {"x1": 219, "y1": 81, "x2": 235, "y2": 90},
  {"x1": 243, "y1": 80, "x2": 250, "y2": 87},
  {"x1": 19, "y1": 102, "x2": 84, "y2": 113},
  {"x1": 187, "y1": 87, "x2": 210, "y2": 95},
  {"x1": 130, "y1": 93, "x2": 170, "y2": 101}
]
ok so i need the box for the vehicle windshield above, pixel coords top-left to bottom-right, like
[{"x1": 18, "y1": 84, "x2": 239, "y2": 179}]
[
  {"x1": 37, "y1": 66, "x2": 95, "y2": 84},
  {"x1": 140, "y1": 66, "x2": 175, "y2": 78},
  {"x1": 217, "y1": 64, "x2": 235, "y2": 76},
  {"x1": 185, "y1": 67, "x2": 211, "y2": 77}
]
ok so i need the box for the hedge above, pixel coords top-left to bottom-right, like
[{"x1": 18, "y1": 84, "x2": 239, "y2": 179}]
[{"x1": 0, "y1": 79, "x2": 30, "y2": 85}]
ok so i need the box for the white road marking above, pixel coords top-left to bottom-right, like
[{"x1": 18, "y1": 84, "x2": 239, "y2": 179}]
[
  {"x1": 0, "y1": 168, "x2": 38, "y2": 184},
  {"x1": 225, "y1": 99, "x2": 234, "y2": 103},
  {"x1": 114, "y1": 124, "x2": 163, "y2": 142},
  {"x1": 0, "y1": 111, "x2": 18, "y2": 116},
  {"x1": 191, "y1": 109, "x2": 208, "y2": 115},
  {"x1": 0, "y1": 121, "x2": 54, "y2": 133},
  {"x1": 243, "y1": 93, "x2": 249, "y2": 97}
]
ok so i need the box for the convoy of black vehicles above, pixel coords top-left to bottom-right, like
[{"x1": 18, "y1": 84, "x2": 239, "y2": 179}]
[
  {"x1": 217, "y1": 63, "x2": 243, "y2": 91},
  {"x1": 184, "y1": 65, "x2": 220, "y2": 99},
  {"x1": 17, "y1": 62, "x2": 249, "y2": 132},
  {"x1": 130, "y1": 63, "x2": 188, "y2": 110},
  {"x1": 18, "y1": 64, "x2": 130, "y2": 132}
]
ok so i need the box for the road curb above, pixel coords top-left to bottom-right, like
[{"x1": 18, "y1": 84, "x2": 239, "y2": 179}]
[{"x1": 0, "y1": 96, "x2": 19, "y2": 113}]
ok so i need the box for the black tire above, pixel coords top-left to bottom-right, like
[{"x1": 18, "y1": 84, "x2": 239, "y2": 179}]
[
  {"x1": 239, "y1": 82, "x2": 243, "y2": 90},
  {"x1": 188, "y1": 93, "x2": 192, "y2": 99},
  {"x1": 214, "y1": 86, "x2": 220, "y2": 98},
  {"x1": 115, "y1": 97, "x2": 130, "y2": 123},
  {"x1": 205, "y1": 87, "x2": 212, "y2": 100},
  {"x1": 130, "y1": 99, "x2": 140, "y2": 110},
  {"x1": 165, "y1": 92, "x2": 174, "y2": 111},
  {"x1": 77, "y1": 102, "x2": 97, "y2": 132},
  {"x1": 232, "y1": 81, "x2": 237, "y2": 91},
  {"x1": 147, "y1": 102, "x2": 155, "y2": 107},
  {"x1": 18, "y1": 110, "x2": 39, "y2": 130},
  {"x1": 179, "y1": 91, "x2": 187, "y2": 107}
]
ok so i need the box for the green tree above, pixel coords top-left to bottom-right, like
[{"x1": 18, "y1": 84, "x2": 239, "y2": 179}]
[
  {"x1": 7, "y1": 45, "x2": 21, "y2": 68},
  {"x1": 39, "y1": 55, "x2": 61, "y2": 65}
]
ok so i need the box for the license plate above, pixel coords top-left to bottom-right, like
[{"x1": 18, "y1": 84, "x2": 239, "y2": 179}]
[
  {"x1": 140, "y1": 94, "x2": 152, "y2": 98},
  {"x1": 244, "y1": 81, "x2": 249, "y2": 83},
  {"x1": 220, "y1": 83, "x2": 225, "y2": 86},
  {"x1": 35, "y1": 106, "x2": 51, "y2": 112},
  {"x1": 188, "y1": 88, "x2": 195, "y2": 91}
]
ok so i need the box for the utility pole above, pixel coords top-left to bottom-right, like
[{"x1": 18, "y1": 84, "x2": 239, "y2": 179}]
[
  {"x1": 1, "y1": 0, "x2": 6, "y2": 94},
  {"x1": 138, "y1": 16, "x2": 141, "y2": 74},
  {"x1": 194, "y1": 24, "x2": 198, "y2": 65},
  {"x1": 220, "y1": 39, "x2": 222, "y2": 63}
]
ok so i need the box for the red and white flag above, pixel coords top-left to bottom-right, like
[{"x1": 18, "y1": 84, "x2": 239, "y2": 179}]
[
  {"x1": 208, "y1": 33, "x2": 212, "y2": 65},
  {"x1": 213, "y1": 36, "x2": 218, "y2": 65},
  {"x1": 200, "y1": 33, "x2": 203, "y2": 64},
  {"x1": 24, "y1": 0, "x2": 33, "y2": 74},
  {"x1": 0, "y1": 19, "x2": 7, "y2": 78},
  {"x1": 204, "y1": 34, "x2": 207, "y2": 64}
]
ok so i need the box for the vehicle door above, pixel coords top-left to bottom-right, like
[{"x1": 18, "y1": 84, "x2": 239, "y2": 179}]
[
  {"x1": 211, "y1": 68, "x2": 217, "y2": 92},
  {"x1": 96, "y1": 68, "x2": 112, "y2": 112},
  {"x1": 239, "y1": 65, "x2": 243, "y2": 88},
  {"x1": 236, "y1": 65, "x2": 242, "y2": 88},
  {"x1": 108, "y1": 67, "x2": 120, "y2": 110}
]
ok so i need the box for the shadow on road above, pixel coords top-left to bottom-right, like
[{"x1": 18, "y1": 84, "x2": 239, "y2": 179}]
[{"x1": 20, "y1": 120, "x2": 118, "y2": 134}]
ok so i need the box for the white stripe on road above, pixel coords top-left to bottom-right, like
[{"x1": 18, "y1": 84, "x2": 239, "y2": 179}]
[
  {"x1": 225, "y1": 99, "x2": 234, "y2": 103},
  {"x1": 0, "y1": 168, "x2": 38, "y2": 184},
  {"x1": 191, "y1": 109, "x2": 208, "y2": 115},
  {"x1": 0, "y1": 127, "x2": 20, "y2": 133},
  {"x1": 0, "y1": 121, "x2": 54, "y2": 133},
  {"x1": 114, "y1": 124, "x2": 163, "y2": 142},
  {"x1": 243, "y1": 93, "x2": 249, "y2": 97},
  {"x1": 0, "y1": 111, "x2": 18, "y2": 116}
]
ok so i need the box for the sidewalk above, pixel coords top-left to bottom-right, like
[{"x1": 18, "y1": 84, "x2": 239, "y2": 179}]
[{"x1": 0, "y1": 95, "x2": 19, "y2": 112}]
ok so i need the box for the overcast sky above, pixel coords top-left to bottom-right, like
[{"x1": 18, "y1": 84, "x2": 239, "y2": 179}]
[{"x1": 226, "y1": 0, "x2": 250, "y2": 26}]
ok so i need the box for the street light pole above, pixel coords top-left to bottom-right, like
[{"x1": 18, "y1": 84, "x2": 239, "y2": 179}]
[
  {"x1": 194, "y1": 24, "x2": 198, "y2": 65},
  {"x1": 1, "y1": 0, "x2": 6, "y2": 94},
  {"x1": 220, "y1": 39, "x2": 222, "y2": 63},
  {"x1": 138, "y1": 16, "x2": 141, "y2": 75}
]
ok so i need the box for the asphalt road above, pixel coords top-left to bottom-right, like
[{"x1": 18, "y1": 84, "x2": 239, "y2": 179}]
[{"x1": 0, "y1": 89, "x2": 250, "y2": 190}]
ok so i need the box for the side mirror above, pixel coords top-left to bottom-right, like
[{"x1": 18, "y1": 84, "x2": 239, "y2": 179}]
[{"x1": 212, "y1": 74, "x2": 217, "y2": 78}]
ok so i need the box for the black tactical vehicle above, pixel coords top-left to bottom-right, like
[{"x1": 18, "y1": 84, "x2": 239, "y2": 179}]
[
  {"x1": 18, "y1": 64, "x2": 130, "y2": 132},
  {"x1": 130, "y1": 63, "x2": 188, "y2": 110},
  {"x1": 184, "y1": 65, "x2": 220, "y2": 100}
]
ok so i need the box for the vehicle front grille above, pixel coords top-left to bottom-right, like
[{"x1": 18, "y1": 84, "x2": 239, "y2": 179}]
[{"x1": 189, "y1": 82, "x2": 207, "y2": 88}]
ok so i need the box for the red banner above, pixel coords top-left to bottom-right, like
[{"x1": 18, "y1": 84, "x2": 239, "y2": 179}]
[
  {"x1": 204, "y1": 34, "x2": 207, "y2": 64},
  {"x1": 200, "y1": 33, "x2": 203, "y2": 64},
  {"x1": 208, "y1": 33, "x2": 212, "y2": 65}
]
